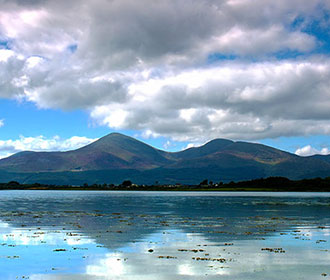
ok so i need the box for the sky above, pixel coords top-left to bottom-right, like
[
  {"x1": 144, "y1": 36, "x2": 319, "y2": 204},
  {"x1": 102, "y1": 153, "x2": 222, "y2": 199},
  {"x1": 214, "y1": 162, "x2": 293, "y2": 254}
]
[{"x1": 0, "y1": 0, "x2": 330, "y2": 159}]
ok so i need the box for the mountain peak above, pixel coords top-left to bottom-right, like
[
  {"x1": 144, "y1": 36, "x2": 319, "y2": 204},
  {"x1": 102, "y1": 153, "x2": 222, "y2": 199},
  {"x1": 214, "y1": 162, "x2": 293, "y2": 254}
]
[
  {"x1": 82, "y1": 132, "x2": 137, "y2": 149},
  {"x1": 100, "y1": 132, "x2": 131, "y2": 140},
  {"x1": 202, "y1": 138, "x2": 234, "y2": 149},
  {"x1": 174, "y1": 138, "x2": 234, "y2": 160},
  {"x1": 105, "y1": 132, "x2": 129, "y2": 137}
]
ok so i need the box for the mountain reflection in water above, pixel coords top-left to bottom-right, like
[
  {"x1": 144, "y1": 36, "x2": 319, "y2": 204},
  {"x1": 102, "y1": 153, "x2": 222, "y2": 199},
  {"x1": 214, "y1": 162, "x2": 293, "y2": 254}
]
[{"x1": 0, "y1": 191, "x2": 329, "y2": 279}]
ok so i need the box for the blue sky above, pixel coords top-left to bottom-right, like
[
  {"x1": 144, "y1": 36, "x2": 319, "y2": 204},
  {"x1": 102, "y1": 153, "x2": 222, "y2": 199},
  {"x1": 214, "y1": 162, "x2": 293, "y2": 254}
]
[{"x1": 0, "y1": 0, "x2": 330, "y2": 158}]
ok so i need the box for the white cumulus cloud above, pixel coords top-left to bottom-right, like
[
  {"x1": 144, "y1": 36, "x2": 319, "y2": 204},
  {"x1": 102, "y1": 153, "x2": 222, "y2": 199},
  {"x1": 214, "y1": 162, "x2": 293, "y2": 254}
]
[
  {"x1": 295, "y1": 145, "x2": 330, "y2": 156},
  {"x1": 90, "y1": 59, "x2": 330, "y2": 142},
  {"x1": 0, "y1": 135, "x2": 98, "y2": 159},
  {"x1": 0, "y1": 0, "x2": 329, "y2": 144}
]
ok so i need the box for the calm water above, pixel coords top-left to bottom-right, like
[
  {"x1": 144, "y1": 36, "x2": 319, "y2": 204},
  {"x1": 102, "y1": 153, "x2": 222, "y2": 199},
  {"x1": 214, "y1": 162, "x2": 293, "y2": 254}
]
[{"x1": 0, "y1": 191, "x2": 329, "y2": 280}]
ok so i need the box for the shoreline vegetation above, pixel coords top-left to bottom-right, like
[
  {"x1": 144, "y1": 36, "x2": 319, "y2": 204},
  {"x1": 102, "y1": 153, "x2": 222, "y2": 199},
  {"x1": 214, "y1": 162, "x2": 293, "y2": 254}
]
[{"x1": 1, "y1": 176, "x2": 330, "y2": 192}]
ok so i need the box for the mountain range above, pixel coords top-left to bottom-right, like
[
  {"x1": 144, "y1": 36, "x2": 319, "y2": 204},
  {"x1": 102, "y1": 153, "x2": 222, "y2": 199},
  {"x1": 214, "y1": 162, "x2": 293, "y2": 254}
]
[{"x1": 0, "y1": 132, "x2": 330, "y2": 185}]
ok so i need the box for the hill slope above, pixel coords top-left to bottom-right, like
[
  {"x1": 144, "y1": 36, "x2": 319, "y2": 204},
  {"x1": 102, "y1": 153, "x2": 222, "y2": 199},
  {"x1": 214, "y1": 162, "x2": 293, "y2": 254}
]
[
  {"x1": 0, "y1": 133, "x2": 171, "y2": 172},
  {"x1": 0, "y1": 133, "x2": 330, "y2": 184}
]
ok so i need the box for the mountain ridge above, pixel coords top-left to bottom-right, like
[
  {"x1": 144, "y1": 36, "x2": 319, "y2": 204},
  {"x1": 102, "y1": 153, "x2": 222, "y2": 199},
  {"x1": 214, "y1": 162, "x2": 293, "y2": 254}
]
[{"x1": 0, "y1": 132, "x2": 330, "y2": 185}]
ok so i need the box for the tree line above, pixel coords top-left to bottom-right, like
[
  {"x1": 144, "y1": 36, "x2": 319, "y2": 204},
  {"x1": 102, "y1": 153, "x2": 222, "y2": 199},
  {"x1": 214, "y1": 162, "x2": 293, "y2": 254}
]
[{"x1": 1, "y1": 176, "x2": 330, "y2": 191}]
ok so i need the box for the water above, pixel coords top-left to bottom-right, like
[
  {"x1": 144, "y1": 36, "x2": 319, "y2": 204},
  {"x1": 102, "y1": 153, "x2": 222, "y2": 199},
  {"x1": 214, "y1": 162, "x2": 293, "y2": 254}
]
[{"x1": 0, "y1": 191, "x2": 329, "y2": 279}]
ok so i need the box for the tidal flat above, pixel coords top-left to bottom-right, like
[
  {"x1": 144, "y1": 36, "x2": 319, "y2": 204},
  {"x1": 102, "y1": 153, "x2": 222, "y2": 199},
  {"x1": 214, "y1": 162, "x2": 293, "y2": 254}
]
[{"x1": 0, "y1": 191, "x2": 329, "y2": 279}]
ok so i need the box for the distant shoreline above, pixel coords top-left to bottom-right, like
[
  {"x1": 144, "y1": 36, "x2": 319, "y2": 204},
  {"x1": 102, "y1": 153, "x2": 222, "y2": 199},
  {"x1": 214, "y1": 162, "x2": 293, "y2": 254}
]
[{"x1": 1, "y1": 176, "x2": 330, "y2": 192}]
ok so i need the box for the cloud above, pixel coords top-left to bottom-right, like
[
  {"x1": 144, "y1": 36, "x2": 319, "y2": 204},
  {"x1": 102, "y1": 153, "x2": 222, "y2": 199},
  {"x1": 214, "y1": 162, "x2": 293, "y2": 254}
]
[
  {"x1": 0, "y1": 135, "x2": 97, "y2": 159},
  {"x1": 0, "y1": 119, "x2": 4, "y2": 127},
  {"x1": 295, "y1": 145, "x2": 330, "y2": 156},
  {"x1": 0, "y1": 49, "x2": 26, "y2": 98},
  {"x1": 208, "y1": 25, "x2": 316, "y2": 56},
  {"x1": 91, "y1": 59, "x2": 330, "y2": 142},
  {"x1": 0, "y1": 0, "x2": 330, "y2": 143},
  {"x1": 184, "y1": 142, "x2": 205, "y2": 150}
]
